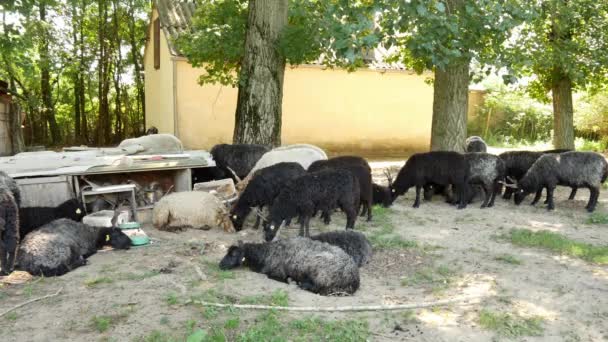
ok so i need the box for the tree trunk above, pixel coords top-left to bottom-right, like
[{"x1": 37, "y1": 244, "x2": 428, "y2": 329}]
[
  {"x1": 233, "y1": 0, "x2": 288, "y2": 146},
  {"x1": 430, "y1": 61, "x2": 470, "y2": 152},
  {"x1": 127, "y1": 0, "x2": 145, "y2": 133},
  {"x1": 8, "y1": 80, "x2": 25, "y2": 154},
  {"x1": 552, "y1": 71, "x2": 574, "y2": 149},
  {"x1": 39, "y1": 3, "x2": 61, "y2": 145},
  {"x1": 97, "y1": 0, "x2": 111, "y2": 145},
  {"x1": 79, "y1": 0, "x2": 88, "y2": 143},
  {"x1": 112, "y1": 0, "x2": 123, "y2": 142}
]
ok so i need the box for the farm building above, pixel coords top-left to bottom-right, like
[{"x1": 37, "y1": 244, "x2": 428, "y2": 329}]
[{"x1": 144, "y1": 0, "x2": 484, "y2": 154}]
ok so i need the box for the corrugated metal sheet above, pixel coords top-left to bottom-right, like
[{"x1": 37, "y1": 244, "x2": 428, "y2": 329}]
[{"x1": 155, "y1": 0, "x2": 197, "y2": 56}]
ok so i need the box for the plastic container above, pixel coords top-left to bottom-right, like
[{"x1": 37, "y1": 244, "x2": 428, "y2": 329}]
[{"x1": 118, "y1": 222, "x2": 150, "y2": 246}]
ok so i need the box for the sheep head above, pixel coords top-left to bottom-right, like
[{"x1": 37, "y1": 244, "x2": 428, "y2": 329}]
[{"x1": 219, "y1": 244, "x2": 245, "y2": 270}]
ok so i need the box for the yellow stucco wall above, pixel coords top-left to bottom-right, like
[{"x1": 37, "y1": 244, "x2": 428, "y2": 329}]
[
  {"x1": 173, "y1": 61, "x2": 435, "y2": 154},
  {"x1": 143, "y1": 8, "x2": 175, "y2": 135}
]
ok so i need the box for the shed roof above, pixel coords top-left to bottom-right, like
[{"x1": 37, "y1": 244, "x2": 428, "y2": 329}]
[{"x1": 153, "y1": 0, "x2": 407, "y2": 71}]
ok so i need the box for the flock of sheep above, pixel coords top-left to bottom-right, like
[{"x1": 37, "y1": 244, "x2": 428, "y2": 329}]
[{"x1": 0, "y1": 137, "x2": 606, "y2": 297}]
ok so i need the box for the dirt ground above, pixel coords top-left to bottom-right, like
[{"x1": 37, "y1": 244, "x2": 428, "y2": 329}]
[{"x1": 1, "y1": 161, "x2": 607, "y2": 341}]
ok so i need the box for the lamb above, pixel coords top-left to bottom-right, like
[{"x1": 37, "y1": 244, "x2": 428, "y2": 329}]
[
  {"x1": 390, "y1": 151, "x2": 468, "y2": 209},
  {"x1": 308, "y1": 156, "x2": 373, "y2": 221},
  {"x1": 210, "y1": 143, "x2": 270, "y2": 182},
  {"x1": 19, "y1": 198, "x2": 86, "y2": 238},
  {"x1": 230, "y1": 162, "x2": 306, "y2": 231},
  {"x1": 16, "y1": 217, "x2": 131, "y2": 276},
  {"x1": 235, "y1": 144, "x2": 327, "y2": 191},
  {"x1": 0, "y1": 184, "x2": 19, "y2": 275},
  {"x1": 219, "y1": 237, "x2": 360, "y2": 295},
  {"x1": 310, "y1": 230, "x2": 372, "y2": 267},
  {"x1": 0, "y1": 171, "x2": 21, "y2": 207},
  {"x1": 265, "y1": 169, "x2": 360, "y2": 241},
  {"x1": 153, "y1": 191, "x2": 235, "y2": 232},
  {"x1": 465, "y1": 136, "x2": 488, "y2": 152},
  {"x1": 512, "y1": 151, "x2": 608, "y2": 212},
  {"x1": 499, "y1": 149, "x2": 574, "y2": 202}
]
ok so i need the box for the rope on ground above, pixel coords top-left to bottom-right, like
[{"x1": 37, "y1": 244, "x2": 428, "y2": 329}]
[
  {"x1": 192, "y1": 295, "x2": 481, "y2": 312},
  {"x1": 0, "y1": 287, "x2": 63, "y2": 317}
]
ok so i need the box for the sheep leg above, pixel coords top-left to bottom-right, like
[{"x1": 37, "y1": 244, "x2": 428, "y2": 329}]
[
  {"x1": 568, "y1": 187, "x2": 578, "y2": 200},
  {"x1": 586, "y1": 187, "x2": 599, "y2": 212},
  {"x1": 503, "y1": 187, "x2": 513, "y2": 200},
  {"x1": 455, "y1": 184, "x2": 467, "y2": 209},
  {"x1": 0, "y1": 242, "x2": 7, "y2": 275},
  {"x1": 546, "y1": 187, "x2": 555, "y2": 210},
  {"x1": 480, "y1": 183, "x2": 491, "y2": 209},
  {"x1": 413, "y1": 185, "x2": 422, "y2": 208},
  {"x1": 531, "y1": 189, "x2": 543, "y2": 205},
  {"x1": 366, "y1": 200, "x2": 372, "y2": 222},
  {"x1": 423, "y1": 184, "x2": 433, "y2": 201},
  {"x1": 253, "y1": 212, "x2": 261, "y2": 230},
  {"x1": 488, "y1": 182, "x2": 498, "y2": 208}
]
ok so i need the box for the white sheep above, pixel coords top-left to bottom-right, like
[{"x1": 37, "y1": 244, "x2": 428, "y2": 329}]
[
  {"x1": 153, "y1": 191, "x2": 235, "y2": 232},
  {"x1": 235, "y1": 144, "x2": 328, "y2": 191},
  {"x1": 118, "y1": 134, "x2": 183, "y2": 155}
]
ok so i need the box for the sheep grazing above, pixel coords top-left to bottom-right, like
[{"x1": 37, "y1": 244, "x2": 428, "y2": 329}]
[
  {"x1": 153, "y1": 191, "x2": 235, "y2": 232},
  {"x1": 265, "y1": 169, "x2": 360, "y2": 241},
  {"x1": 512, "y1": 151, "x2": 608, "y2": 212},
  {"x1": 499, "y1": 149, "x2": 574, "y2": 201},
  {"x1": 465, "y1": 136, "x2": 488, "y2": 152},
  {"x1": 219, "y1": 237, "x2": 360, "y2": 295},
  {"x1": 308, "y1": 156, "x2": 373, "y2": 221},
  {"x1": 236, "y1": 144, "x2": 327, "y2": 191},
  {"x1": 19, "y1": 198, "x2": 86, "y2": 239},
  {"x1": 0, "y1": 171, "x2": 21, "y2": 207},
  {"x1": 17, "y1": 218, "x2": 131, "y2": 276},
  {"x1": 0, "y1": 184, "x2": 19, "y2": 275},
  {"x1": 372, "y1": 183, "x2": 392, "y2": 207},
  {"x1": 231, "y1": 162, "x2": 306, "y2": 231},
  {"x1": 463, "y1": 153, "x2": 505, "y2": 208},
  {"x1": 210, "y1": 143, "x2": 270, "y2": 182},
  {"x1": 390, "y1": 151, "x2": 468, "y2": 209},
  {"x1": 310, "y1": 230, "x2": 372, "y2": 267}
]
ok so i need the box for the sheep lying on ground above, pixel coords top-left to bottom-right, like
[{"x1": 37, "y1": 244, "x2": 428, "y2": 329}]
[
  {"x1": 118, "y1": 133, "x2": 183, "y2": 154},
  {"x1": 512, "y1": 151, "x2": 608, "y2": 212},
  {"x1": 0, "y1": 171, "x2": 21, "y2": 207},
  {"x1": 17, "y1": 218, "x2": 131, "y2": 276},
  {"x1": 265, "y1": 169, "x2": 360, "y2": 241},
  {"x1": 211, "y1": 143, "x2": 270, "y2": 182},
  {"x1": 231, "y1": 162, "x2": 306, "y2": 231},
  {"x1": 390, "y1": 151, "x2": 468, "y2": 209},
  {"x1": 153, "y1": 191, "x2": 235, "y2": 232},
  {"x1": 0, "y1": 184, "x2": 19, "y2": 275},
  {"x1": 499, "y1": 149, "x2": 574, "y2": 201},
  {"x1": 310, "y1": 230, "x2": 372, "y2": 267},
  {"x1": 236, "y1": 144, "x2": 327, "y2": 191},
  {"x1": 19, "y1": 199, "x2": 86, "y2": 238},
  {"x1": 219, "y1": 237, "x2": 360, "y2": 295},
  {"x1": 308, "y1": 156, "x2": 373, "y2": 221},
  {"x1": 465, "y1": 136, "x2": 487, "y2": 152}
]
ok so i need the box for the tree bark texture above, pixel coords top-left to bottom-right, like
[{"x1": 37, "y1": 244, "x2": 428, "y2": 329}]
[
  {"x1": 233, "y1": 0, "x2": 288, "y2": 146},
  {"x1": 97, "y1": 0, "x2": 111, "y2": 145},
  {"x1": 430, "y1": 61, "x2": 470, "y2": 152},
  {"x1": 552, "y1": 70, "x2": 575, "y2": 149}
]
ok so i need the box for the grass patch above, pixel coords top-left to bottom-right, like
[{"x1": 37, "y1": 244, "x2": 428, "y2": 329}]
[
  {"x1": 5, "y1": 312, "x2": 17, "y2": 321},
  {"x1": 91, "y1": 316, "x2": 112, "y2": 333},
  {"x1": 586, "y1": 212, "x2": 608, "y2": 224},
  {"x1": 366, "y1": 207, "x2": 418, "y2": 250},
  {"x1": 204, "y1": 261, "x2": 236, "y2": 281},
  {"x1": 289, "y1": 315, "x2": 370, "y2": 341},
  {"x1": 241, "y1": 289, "x2": 289, "y2": 307},
  {"x1": 165, "y1": 292, "x2": 179, "y2": 305},
  {"x1": 401, "y1": 265, "x2": 458, "y2": 294},
  {"x1": 224, "y1": 317, "x2": 240, "y2": 330},
  {"x1": 84, "y1": 276, "x2": 114, "y2": 288},
  {"x1": 494, "y1": 254, "x2": 522, "y2": 265},
  {"x1": 505, "y1": 229, "x2": 608, "y2": 264},
  {"x1": 479, "y1": 309, "x2": 544, "y2": 337}
]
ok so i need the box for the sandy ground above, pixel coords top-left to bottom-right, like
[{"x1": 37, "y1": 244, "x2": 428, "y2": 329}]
[{"x1": 1, "y1": 162, "x2": 607, "y2": 341}]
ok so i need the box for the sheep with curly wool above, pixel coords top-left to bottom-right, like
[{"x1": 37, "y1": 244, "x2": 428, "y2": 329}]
[
  {"x1": 153, "y1": 191, "x2": 235, "y2": 232},
  {"x1": 235, "y1": 144, "x2": 327, "y2": 191},
  {"x1": 16, "y1": 218, "x2": 131, "y2": 276},
  {"x1": 0, "y1": 171, "x2": 21, "y2": 207},
  {"x1": 219, "y1": 237, "x2": 360, "y2": 295},
  {"x1": 0, "y1": 184, "x2": 19, "y2": 275},
  {"x1": 512, "y1": 151, "x2": 608, "y2": 212},
  {"x1": 310, "y1": 230, "x2": 372, "y2": 267},
  {"x1": 19, "y1": 198, "x2": 86, "y2": 239},
  {"x1": 231, "y1": 162, "x2": 306, "y2": 231}
]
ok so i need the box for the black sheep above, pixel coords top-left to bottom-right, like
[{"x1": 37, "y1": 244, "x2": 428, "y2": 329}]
[
  {"x1": 512, "y1": 151, "x2": 608, "y2": 212},
  {"x1": 0, "y1": 184, "x2": 19, "y2": 275},
  {"x1": 210, "y1": 144, "x2": 270, "y2": 181},
  {"x1": 499, "y1": 149, "x2": 575, "y2": 202},
  {"x1": 0, "y1": 171, "x2": 21, "y2": 207},
  {"x1": 390, "y1": 151, "x2": 468, "y2": 209},
  {"x1": 308, "y1": 156, "x2": 373, "y2": 221},
  {"x1": 219, "y1": 237, "x2": 360, "y2": 295},
  {"x1": 19, "y1": 198, "x2": 86, "y2": 238},
  {"x1": 372, "y1": 183, "x2": 392, "y2": 207},
  {"x1": 265, "y1": 169, "x2": 360, "y2": 241},
  {"x1": 310, "y1": 230, "x2": 372, "y2": 267},
  {"x1": 465, "y1": 136, "x2": 488, "y2": 152},
  {"x1": 231, "y1": 162, "x2": 306, "y2": 231}
]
